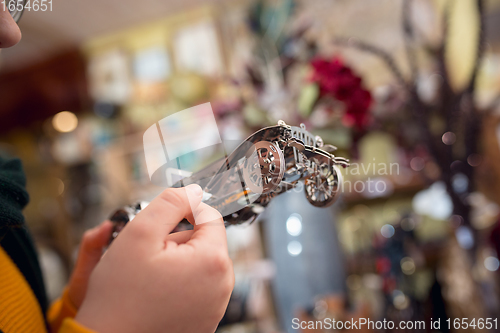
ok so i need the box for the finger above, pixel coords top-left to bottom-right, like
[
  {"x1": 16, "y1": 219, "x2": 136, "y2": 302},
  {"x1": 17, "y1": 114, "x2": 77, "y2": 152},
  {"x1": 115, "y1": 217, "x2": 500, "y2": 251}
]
[
  {"x1": 69, "y1": 220, "x2": 113, "y2": 308},
  {"x1": 80, "y1": 220, "x2": 113, "y2": 260},
  {"x1": 166, "y1": 230, "x2": 195, "y2": 244},
  {"x1": 127, "y1": 184, "x2": 203, "y2": 241},
  {"x1": 188, "y1": 203, "x2": 227, "y2": 251}
]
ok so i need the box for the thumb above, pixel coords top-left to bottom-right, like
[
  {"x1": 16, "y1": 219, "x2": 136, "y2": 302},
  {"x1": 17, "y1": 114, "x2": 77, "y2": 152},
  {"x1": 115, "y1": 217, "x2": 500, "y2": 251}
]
[{"x1": 68, "y1": 220, "x2": 113, "y2": 308}]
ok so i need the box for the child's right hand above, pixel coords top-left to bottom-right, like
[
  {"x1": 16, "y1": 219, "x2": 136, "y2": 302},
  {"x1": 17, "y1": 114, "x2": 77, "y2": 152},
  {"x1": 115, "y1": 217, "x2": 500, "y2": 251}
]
[{"x1": 75, "y1": 184, "x2": 234, "y2": 333}]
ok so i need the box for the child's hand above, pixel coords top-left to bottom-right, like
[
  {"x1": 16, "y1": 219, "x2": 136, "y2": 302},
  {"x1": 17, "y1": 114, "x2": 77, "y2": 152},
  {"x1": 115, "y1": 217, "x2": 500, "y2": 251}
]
[
  {"x1": 67, "y1": 220, "x2": 113, "y2": 309},
  {"x1": 75, "y1": 185, "x2": 234, "y2": 333}
]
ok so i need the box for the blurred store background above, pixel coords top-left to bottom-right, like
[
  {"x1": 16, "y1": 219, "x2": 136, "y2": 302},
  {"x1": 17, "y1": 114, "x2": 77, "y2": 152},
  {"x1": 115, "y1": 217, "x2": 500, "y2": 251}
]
[{"x1": 1, "y1": 0, "x2": 500, "y2": 332}]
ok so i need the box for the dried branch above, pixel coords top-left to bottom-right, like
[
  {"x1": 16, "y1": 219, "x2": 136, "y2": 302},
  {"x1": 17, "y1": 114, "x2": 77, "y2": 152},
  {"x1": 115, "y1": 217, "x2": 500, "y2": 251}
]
[
  {"x1": 437, "y1": 2, "x2": 458, "y2": 177},
  {"x1": 402, "y1": 0, "x2": 419, "y2": 85},
  {"x1": 463, "y1": 0, "x2": 486, "y2": 193},
  {"x1": 333, "y1": 37, "x2": 409, "y2": 91},
  {"x1": 436, "y1": 0, "x2": 454, "y2": 122},
  {"x1": 400, "y1": 0, "x2": 442, "y2": 167},
  {"x1": 465, "y1": 0, "x2": 486, "y2": 96}
]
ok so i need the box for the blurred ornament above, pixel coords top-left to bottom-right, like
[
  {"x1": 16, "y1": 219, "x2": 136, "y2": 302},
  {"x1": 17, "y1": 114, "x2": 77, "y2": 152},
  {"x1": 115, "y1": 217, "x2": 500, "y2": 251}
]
[
  {"x1": 88, "y1": 49, "x2": 131, "y2": 104},
  {"x1": 173, "y1": 22, "x2": 223, "y2": 76},
  {"x1": 243, "y1": 104, "x2": 268, "y2": 127},
  {"x1": 452, "y1": 173, "x2": 469, "y2": 193},
  {"x1": 297, "y1": 83, "x2": 319, "y2": 117},
  {"x1": 169, "y1": 73, "x2": 208, "y2": 103},
  {"x1": 247, "y1": 0, "x2": 295, "y2": 46},
  {"x1": 258, "y1": 88, "x2": 293, "y2": 123},
  {"x1": 93, "y1": 102, "x2": 118, "y2": 119},
  {"x1": 51, "y1": 131, "x2": 89, "y2": 165},
  {"x1": 468, "y1": 192, "x2": 500, "y2": 230},
  {"x1": 346, "y1": 274, "x2": 362, "y2": 291},
  {"x1": 416, "y1": 73, "x2": 443, "y2": 103},
  {"x1": 392, "y1": 290, "x2": 409, "y2": 310},
  {"x1": 363, "y1": 273, "x2": 383, "y2": 290},
  {"x1": 423, "y1": 160, "x2": 441, "y2": 179},
  {"x1": 52, "y1": 177, "x2": 65, "y2": 196},
  {"x1": 371, "y1": 84, "x2": 407, "y2": 117},
  {"x1": 456, "y1": 226, "x2": 475, "y2": 250},
  {"x1": 132, "y1": 82, "x2": 168, "y2": 103},
  {"x1": 400, "y1": 257, "x2": 416, "y2": 275},
  {"x1": 413, "y1": 182, "x2": 453, "y2": 220},
  {"x1": 400, "y1": 217, "x2": 416, "y2": 231},
  {"x1": 450, "y1": 160, "x2": 465, "y2": 172},
  {"x1": 308, "y1": 106, "x2": 334, "y2": 128},
  {"x1": 376, "y1": 257, "x2": 392, "y2": 274},
  {"x1": 451, "y1": 214, "x2": 464, "y2": 228},
  {"x1": 133, "y1": 46, "x2": 171, "y2": 83}
]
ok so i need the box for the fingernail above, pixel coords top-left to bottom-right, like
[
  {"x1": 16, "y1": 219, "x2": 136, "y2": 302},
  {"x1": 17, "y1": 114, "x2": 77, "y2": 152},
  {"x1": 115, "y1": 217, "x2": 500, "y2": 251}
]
[{"x1": 185, "y1": 184, "x2": 203, "y2": 201}]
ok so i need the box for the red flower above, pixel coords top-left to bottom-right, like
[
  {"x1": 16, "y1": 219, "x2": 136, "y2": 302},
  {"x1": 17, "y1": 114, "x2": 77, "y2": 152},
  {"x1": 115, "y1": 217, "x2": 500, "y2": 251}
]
[{"x1": 310, "y1": 57, "x2": 372, "y2": 130}]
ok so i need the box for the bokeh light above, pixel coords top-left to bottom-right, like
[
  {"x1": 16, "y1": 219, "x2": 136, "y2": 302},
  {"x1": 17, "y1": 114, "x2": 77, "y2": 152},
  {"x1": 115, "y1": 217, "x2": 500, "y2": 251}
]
[
  {"x1": 467, "y1": 154, "x2": 482, "y2": 167},
  {"x1": 286, "y1": 213, "x2": 303, "y2": 236},
  {"x1": 400, "y1": 257, "x2": 416, "y2": 275},
  {"x1": 381, "y1": 224, "x2": 395, "y2": 238},
  {"x1": 52, "y1": 111, "x2": 78, "y2": 133},
  {"x1": 456, "y1": 226, "x2": 474, "y2": 250},
  {"x1": 287, "y1": 241, "x2": 303, "y2": 256},
  {"x1": 393, "y1": 290, "x2": 409, "y2": 310},
  {"x1": 410, "y1": 157, "x2": 425, "y2": 171},
  {"x1": 442, "y1": 131, "x2": 456, "y2": 145},
  {"x1": 484, "y1": 256, "x2": 500, "y2": 272}
]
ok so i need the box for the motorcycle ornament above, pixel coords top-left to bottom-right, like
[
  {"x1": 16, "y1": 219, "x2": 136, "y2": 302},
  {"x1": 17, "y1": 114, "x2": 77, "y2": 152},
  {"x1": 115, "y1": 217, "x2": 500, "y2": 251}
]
[{"x1": 109, "y1": 121, "x2": 349, "y2": 243}]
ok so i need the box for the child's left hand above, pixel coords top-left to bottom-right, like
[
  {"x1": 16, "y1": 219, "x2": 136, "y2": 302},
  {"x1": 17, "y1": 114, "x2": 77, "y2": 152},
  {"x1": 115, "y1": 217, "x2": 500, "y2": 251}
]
[{"x1": 67, "y1": 220, "x2": 113, "y2": 309}]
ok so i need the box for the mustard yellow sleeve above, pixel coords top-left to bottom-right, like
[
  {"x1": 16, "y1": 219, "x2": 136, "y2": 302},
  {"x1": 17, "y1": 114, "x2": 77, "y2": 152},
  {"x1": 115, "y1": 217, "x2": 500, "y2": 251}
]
[
  {"x1": 47, "y1": 288, "x2": 78, "y2": 332},
  {"x1": 58, "y1": 318, "x2": 98, "y2": 333},
  {"x1": 47, "y1": 288, "x2": 96, "y2": 333}
]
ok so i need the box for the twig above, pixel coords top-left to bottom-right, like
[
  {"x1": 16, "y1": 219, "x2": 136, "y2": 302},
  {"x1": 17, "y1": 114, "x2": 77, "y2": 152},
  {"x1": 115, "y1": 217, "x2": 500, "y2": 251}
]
[
  {"x1": 465, "y1": 0, "x2": 486, "y2": 96},
  {"x1": 463, "y1": 0, "x2": 486, "y2": 193},
  {"x1": 333, "y1": 37, "x2": 409, "y2": 91},
  {"x1": 402, "y1": 0, "x2": 419, "y2": 84},
  {"x1": 436, "y1": 1, "x2": 457, "y2": 176}
]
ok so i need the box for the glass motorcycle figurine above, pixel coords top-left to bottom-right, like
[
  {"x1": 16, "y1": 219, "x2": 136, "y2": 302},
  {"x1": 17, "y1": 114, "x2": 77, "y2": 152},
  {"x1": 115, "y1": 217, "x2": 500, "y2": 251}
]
[{"x1": 109, "y1": 120, "x2": 350, "y2": 242}]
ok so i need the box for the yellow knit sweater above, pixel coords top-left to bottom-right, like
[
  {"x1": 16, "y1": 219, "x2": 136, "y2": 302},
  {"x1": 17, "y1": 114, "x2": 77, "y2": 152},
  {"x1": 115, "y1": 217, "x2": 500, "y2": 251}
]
[{"x1": 0, "y1": 246, "x2": 95, "y2": 333}]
